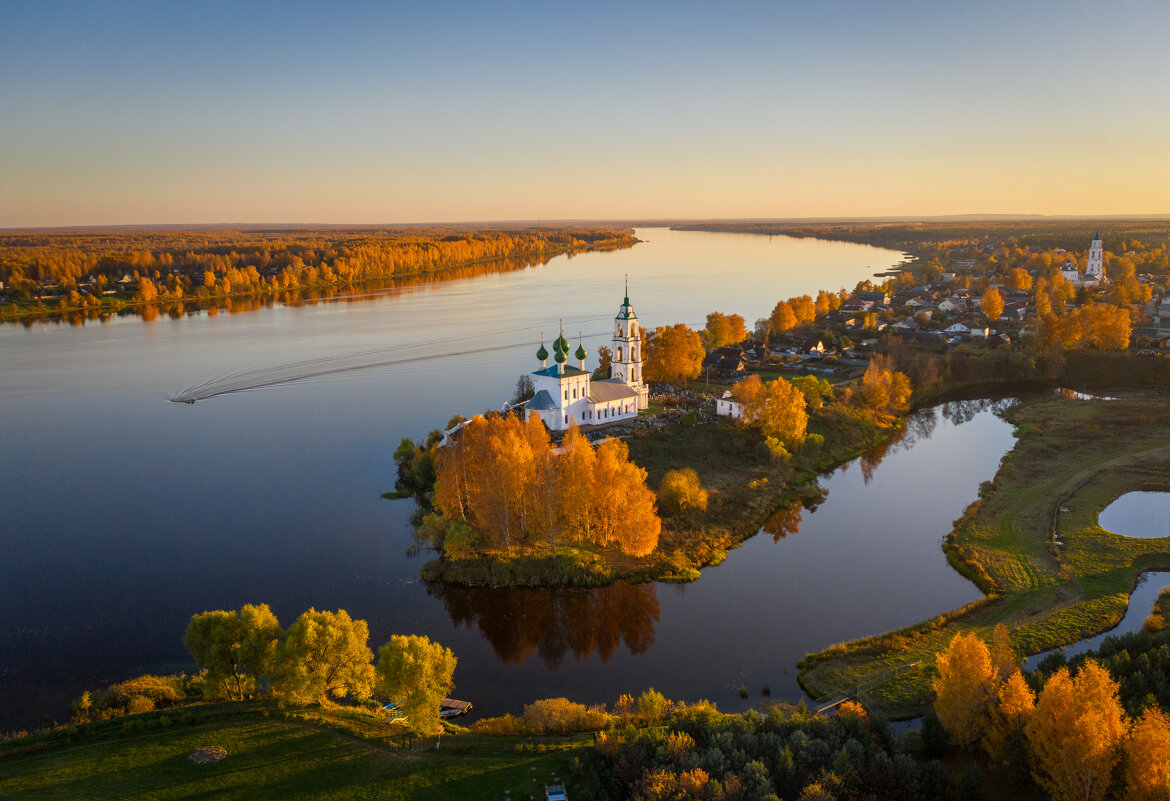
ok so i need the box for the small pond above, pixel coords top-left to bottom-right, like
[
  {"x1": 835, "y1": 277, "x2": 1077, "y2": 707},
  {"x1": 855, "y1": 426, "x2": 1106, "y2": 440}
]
[{"x1": 1099, "y1": 492, "x2": 1170, "y2": 540}]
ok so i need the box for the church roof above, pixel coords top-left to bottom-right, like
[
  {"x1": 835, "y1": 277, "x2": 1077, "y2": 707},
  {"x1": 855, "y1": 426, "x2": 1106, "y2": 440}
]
[
  {"x1": 533, "y1": 365, "x2": 589, "y2": 379},
  {"x1": 588, "y1": 379, "x2": 639, "y2": 403},
  {"x1": 527, "y1": 390, "x2": 558, "y2": 410}
]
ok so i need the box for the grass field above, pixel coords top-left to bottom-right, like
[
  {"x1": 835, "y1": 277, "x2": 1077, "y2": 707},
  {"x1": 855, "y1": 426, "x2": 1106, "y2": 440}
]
[
  {"x1": 798, "y1": 390, "x2": 1170, "y2": 716},
  {"x1": 0, "y1": 704, "x2": 589, "y2": 800}
]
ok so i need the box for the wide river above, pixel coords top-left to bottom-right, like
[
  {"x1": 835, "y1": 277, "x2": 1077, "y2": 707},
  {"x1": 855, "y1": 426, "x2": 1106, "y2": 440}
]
[{"x1": 1, "y1": 228, "x2": 1013, "y2": 730}]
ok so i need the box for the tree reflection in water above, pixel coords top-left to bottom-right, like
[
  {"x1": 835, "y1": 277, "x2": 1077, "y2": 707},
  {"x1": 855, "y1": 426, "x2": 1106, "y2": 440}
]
[
  {"x1": 427, "y1": 581, "x2": 660, "y2": 668},
  {"x1": 763, "y1": 486, "x2": 827, "y2": 542}
]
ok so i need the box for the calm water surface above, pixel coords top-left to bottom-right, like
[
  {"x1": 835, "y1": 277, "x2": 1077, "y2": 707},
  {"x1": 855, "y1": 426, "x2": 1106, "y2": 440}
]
[
  {"x1": 1, "y1": 229, "x2": 1011, "y2": 729},
  {"x1": 1099, "y1": 492, "x2": 1170, "y2": 540}
]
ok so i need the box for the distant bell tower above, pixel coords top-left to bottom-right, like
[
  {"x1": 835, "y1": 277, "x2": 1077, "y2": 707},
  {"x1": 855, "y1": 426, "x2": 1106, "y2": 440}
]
[
  {"x1": 1085, "y1": 231, "x2": 1106, "y2": 281},
  {"x1": 611, "y1": 278, "x2": 643, "y2": 390}
]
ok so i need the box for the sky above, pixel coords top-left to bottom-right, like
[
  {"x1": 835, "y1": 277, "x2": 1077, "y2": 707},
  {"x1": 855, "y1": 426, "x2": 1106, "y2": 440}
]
[{"x1": 2, "y1": 0, "x2": 1169, "y2": 227}]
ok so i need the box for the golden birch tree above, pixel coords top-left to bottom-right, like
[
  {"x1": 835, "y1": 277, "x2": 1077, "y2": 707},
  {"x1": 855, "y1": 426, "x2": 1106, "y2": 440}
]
[
  {"x1": 1123, "y1": 707, "x2": 1170, "y2": 801},
  {"x1": 932, "y1": 631, "x2": 996, "y2": 748},
  {"x1": 1025, "y1": 661, "x2": 1126, "y2": 801}
]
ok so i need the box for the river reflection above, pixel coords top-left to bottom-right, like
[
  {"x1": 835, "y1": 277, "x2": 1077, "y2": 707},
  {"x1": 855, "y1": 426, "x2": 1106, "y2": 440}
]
[{"x1": 427, "y1": 582, "x2": 659, "y2": 668}]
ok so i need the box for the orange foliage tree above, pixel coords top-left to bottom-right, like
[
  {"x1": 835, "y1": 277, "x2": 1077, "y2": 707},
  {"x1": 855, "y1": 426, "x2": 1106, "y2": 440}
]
[
  {"x1": 1049, "y1": 303, "x2": 1133, "y2": 351},
  {"x1": 1124, "y1": 707, "x2": 1170, "y2": 801},
  {"x1": 703, "y1": 311, "x2": 748, "y2": 348},
  {"x1": 932, "y1": 632, "x2": 996, "y2": 748},
  {"x1": 434, "y1": 416, "x2": 659, "y2": 557},
  {"x1": 1024, "y1": 660, "x2": 1127, "y2": 801},
  {"x1": 643, "y1": 324, "x2": 705, "y2": 384},
  {"x1": 980, "y1": 286, "x2": 1005, "y2": 321}
]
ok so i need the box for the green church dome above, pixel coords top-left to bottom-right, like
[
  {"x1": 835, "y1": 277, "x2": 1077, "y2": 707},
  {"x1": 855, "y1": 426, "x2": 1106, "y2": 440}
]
[
  {"x1": 536, "y1": 342, "x2": 549, "y2": 361},
  {"x1": 575, "y1": 342, "x2": 588, "y2": 361},
  {"x1": 554, "y1": 347, "x2": 567, "y2": 364},
  {"x1": 554, "y1": 332, "x2": 570, "y2": 354}
]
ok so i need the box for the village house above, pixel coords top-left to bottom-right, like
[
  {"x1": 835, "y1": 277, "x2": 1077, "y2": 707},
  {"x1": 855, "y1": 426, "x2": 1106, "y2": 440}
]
[{"x1": 716, "y1": 390, "x2": 744, "y2": 420}]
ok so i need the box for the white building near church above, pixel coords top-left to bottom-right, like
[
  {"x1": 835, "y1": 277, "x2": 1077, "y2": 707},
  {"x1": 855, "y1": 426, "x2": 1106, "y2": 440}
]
[{"x1": 526, "y1": 290, "x2": 650, "y2": 432}]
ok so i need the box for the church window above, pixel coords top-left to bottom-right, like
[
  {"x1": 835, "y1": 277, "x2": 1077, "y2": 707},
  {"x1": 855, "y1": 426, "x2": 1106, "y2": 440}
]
[
  {"x1": 573, "y1": 388, "x2": 577, "y2": 399},
  {"x1": 617, "y1": 347, "x2": 623, "y2": 361},
  {"x1": 564, "y1": 415, "x2": 568, "y2": 424},
  {"x1": 564, "y1": 390, "x2": 568, "y2": 400}
]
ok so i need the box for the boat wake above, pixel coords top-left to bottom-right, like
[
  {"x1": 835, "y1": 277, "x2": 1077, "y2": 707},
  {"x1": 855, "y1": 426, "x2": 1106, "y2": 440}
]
[{"x1": 170, "y1": 317, "x2": 614, "y2": 403}]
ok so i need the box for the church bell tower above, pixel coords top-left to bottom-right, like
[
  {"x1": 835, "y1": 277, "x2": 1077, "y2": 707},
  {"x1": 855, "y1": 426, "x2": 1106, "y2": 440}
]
[
  {"x1": 610, "y1": 279, "x2": 648, "y2": 409},
  {"x1": 1085, "y1": 231, "x2": 1106, "y2": 282}
]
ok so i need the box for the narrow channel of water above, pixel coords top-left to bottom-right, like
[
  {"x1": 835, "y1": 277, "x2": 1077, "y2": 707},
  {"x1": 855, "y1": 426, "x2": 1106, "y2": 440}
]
[{"x1": 1025, "y1": 571, "x2": 1170, "y2": 669}]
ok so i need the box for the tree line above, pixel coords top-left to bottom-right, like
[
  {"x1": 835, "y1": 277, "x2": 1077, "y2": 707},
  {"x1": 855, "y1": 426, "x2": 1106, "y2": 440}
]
[
  {"x1": 0, "y1": 226, "x2": 637, "y2": 290},
  {"x1": 930, "y1": 625, "x2": 1170, "y2": 801},
  {"x1": 182, "y1": 604, "x2": 456, "y2": 735}
]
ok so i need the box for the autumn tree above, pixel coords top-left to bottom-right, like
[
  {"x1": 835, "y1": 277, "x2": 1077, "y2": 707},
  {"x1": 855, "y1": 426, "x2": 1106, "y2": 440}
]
[
  {"x1": 135, "y1": 277, "x2": 158, "y2": 303},
  {"x1": 788, "y1": 375, "x2": 834, "y2": 410},
  {"x1": 184, "y1": 603, "x2": 282, "y2": 700},
  {"x1": 275, "y1": 608, "x2": 375, "y2": 702},
  {"x1": 433, "y1": 417, "x2": 660, "y2": 556},
  {"x1": 556, "y1": 424, "x2": 597, "y2": 544},
  {"x1": 730, "y1": 373, "x2": 764, "y2": 410},
  {"x1": 1054, "y1": 303, "x2": 1132, "y2": 350},
  {"x1": 734, "y1": 375, "x2": 808, "y2": 454},
  {"x1": 658, "y1": 468, "x2": 709, "y2": 516},
  {"x1": 757, "y1": 378, "x2": 809, "y2": 452},
  {"x1": 769, "y1": 300, "x2": 798, "y2": 334},
  {"x1": 858, "y1": 359, "x2": 912, "y2": 421},
  {"x1": 983, "y1": 669, "x2": 1034, "y2": 761},
  {"x1": 704, "y1": 311, "x2": 748, "y2": 348},
  {"x1": 932, "y1": 632, "x2": 996, "y2": 748},
  {"x1": 1007, "y1": 267, "x2": 1034, "y2": 291},
  {"x1": 1025, "y1": 660, "x2": 1126, "y2": 801},
  {"x1": 644, "y1": 324, "x2": 705, "y2": 384},
  {"x1": 592, "y1": 439, "x2": 660, "y2": 556},
  {"x1": 1123, "y1": 707, "x2": 1170, "y2": 801},
  {"x1": 375, "y1": 634, "x2": 457, "y2": 735},
  {"x1": 989, "y1": 623, "x2": 1019, "y2": 683},
  {"x1": 980, "y1": 286, "x2": 1005, "y2": 321}
]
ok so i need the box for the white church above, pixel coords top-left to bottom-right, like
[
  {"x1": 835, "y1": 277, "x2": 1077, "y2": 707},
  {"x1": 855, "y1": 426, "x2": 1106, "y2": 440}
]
[
  {"x1": 525, "y1": 290, "x2": 650, "y2": 431},
  {"x1": 1060, "y1": 231, "x2": 1108, "y2": 288}
]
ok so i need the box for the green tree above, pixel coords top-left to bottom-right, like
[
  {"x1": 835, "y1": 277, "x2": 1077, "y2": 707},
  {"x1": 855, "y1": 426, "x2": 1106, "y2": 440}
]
[
  {"x1": 276, "y1": 608, "x2": 375, "y2": 702},
  {"x1": 592, "y1": 345, "x2": 612, "y2": 379},
  {"x1": 375, "y1": 634, "x2": 457, "y2": 735},
  {"x1": 183, "y1": 603, "x2": 282, "y2": 700}
]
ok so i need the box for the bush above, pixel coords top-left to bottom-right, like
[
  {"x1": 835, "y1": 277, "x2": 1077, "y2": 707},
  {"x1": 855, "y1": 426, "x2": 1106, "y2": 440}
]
[
  {"x1": 471, "y1": 713, "x2": 535, "y2": 736},
  {"x1": 658, "y1": 468, "x2": 709, "y2": 516},
  {"x1": 523, "y1": 698, "x2": 612, "y2": 734}
]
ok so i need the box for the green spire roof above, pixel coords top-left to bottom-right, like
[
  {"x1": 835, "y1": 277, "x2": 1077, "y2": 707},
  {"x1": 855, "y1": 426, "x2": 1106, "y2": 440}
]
[
  {"x1": 536, "y1": 343, "x2": 548, "y2": 361},
  {"x1": 554, "y1": 332, "x2": 570, "y2": 354},
  {"x1": 554, "y1": 347, "x2": 567, "y2": 364},
  {"x1": 575, "y1": 341, "x2": 588, "y2": 361}
]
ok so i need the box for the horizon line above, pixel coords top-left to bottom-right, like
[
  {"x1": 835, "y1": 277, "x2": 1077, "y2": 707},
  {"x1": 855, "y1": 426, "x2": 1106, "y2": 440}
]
[{"x1": 5, "y1": 212, "x2": 1170, "y2": 233}]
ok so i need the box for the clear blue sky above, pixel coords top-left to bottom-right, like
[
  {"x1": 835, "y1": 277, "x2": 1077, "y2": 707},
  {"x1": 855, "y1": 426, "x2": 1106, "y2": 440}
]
[{"x1": 2, "y1": 0, "x2": 1168, "y2": 226}]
